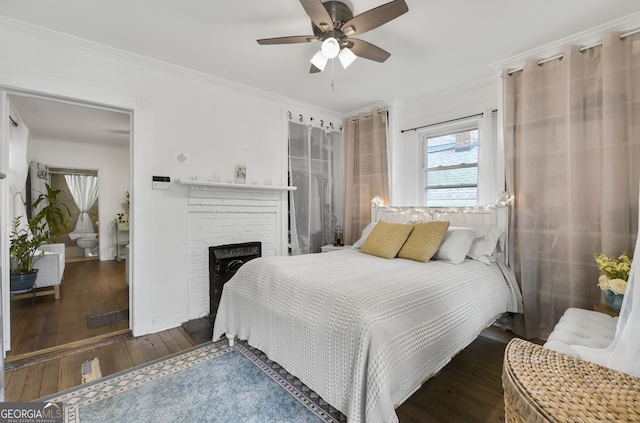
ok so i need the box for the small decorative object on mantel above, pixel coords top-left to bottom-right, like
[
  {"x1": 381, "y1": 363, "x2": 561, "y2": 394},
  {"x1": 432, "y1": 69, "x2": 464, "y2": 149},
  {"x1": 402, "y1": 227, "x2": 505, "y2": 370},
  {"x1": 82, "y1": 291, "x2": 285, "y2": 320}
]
[
  {"x1": 235, "y1": 163, "x2": 246, "y2": 184},
  {"x1": 333, "y1": 225, "x2": 344, "y2": 247},
  {"x1": 594, "y1": 252, "x2": 632, "y2": 312}
]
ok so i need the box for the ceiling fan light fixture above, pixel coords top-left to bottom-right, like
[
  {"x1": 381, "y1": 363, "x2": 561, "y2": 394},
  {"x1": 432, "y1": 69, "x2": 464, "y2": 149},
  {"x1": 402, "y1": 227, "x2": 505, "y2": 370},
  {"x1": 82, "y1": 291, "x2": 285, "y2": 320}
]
[
  {"x1": 338, "y1": 47, "x2": 357, "y2": 69},
  {"x1": 321, "y1": 37, "x2": 340, "y2": 59},
  {"x1": 310, "y1": 50, "x2": 328, "y2": 71}
]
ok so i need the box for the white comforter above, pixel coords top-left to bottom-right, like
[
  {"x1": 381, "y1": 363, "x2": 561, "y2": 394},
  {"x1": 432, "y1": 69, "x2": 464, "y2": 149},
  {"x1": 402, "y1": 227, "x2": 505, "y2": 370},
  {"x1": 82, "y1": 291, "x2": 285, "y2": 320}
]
[{"x1": 213, "y1": 249, "x2": 522, "y2": 423}]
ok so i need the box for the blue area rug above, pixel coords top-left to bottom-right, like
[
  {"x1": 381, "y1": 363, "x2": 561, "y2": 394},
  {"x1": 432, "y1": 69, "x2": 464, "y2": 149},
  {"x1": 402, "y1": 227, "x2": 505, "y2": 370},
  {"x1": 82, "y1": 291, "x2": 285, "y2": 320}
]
[{"x1": 41, "y1": 340, "x2": 346, "y2": 423}]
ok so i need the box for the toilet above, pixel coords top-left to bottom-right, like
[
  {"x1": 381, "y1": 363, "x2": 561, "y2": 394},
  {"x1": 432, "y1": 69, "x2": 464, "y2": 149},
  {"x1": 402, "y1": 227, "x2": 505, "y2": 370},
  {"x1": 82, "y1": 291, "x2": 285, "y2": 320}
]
[{"x1": 72, "y1": 233, "x2": 99, "y2": 257}]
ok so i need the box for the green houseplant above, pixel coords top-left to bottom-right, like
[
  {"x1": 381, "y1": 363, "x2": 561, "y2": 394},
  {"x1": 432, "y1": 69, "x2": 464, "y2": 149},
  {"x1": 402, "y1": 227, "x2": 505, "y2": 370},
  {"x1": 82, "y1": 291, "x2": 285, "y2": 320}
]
[
  {"x1": 9, "y1": 217, "x2": 48, "y2": 293},
  {"x1": 9, "y1": 184, "x2": 70, "y2": 293},
  {"x1": 30, "y1": 183, "x2": 71, "y2": 244}
]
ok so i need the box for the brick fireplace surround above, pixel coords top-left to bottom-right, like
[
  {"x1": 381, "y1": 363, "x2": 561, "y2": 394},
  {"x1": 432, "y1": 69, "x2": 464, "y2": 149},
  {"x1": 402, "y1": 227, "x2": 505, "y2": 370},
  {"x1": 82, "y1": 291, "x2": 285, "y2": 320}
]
[{"x1": 181, "y1": 181, "x2": 292, "y2": 341}]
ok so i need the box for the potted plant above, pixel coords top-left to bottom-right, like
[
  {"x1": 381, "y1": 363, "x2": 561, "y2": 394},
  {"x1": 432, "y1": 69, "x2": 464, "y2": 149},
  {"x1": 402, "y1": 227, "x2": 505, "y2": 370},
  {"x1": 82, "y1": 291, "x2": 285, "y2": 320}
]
[
  {"x1": 9, "y1": 217, "x2": 48, "y2": 293},
  {"x1": 30, "y1": 183, "x2": 71, "y2": 244},
  {"x1": 594, "y1": 251, "x2": 632, "y2": 312}
]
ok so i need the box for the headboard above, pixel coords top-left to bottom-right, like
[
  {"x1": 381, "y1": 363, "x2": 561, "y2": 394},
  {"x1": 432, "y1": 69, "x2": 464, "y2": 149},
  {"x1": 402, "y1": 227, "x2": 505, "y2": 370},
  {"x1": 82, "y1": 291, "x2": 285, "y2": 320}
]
[{"x1": 371, "y1": 199, "x2": 511, "y2": 265}]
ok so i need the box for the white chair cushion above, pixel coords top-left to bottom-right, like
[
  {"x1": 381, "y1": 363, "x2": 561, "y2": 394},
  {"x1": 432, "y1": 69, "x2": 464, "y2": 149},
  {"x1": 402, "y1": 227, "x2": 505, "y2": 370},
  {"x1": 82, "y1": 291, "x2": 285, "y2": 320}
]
[{"x1": 543, "y1": 307, "x2": 617, "y2": 357}]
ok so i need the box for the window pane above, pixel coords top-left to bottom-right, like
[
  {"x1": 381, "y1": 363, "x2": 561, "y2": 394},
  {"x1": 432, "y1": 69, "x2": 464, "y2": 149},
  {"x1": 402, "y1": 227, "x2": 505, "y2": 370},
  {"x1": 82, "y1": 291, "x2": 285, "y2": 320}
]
[
  {"x1": 427, "y1": 167, "x2": 477, "y2": 188},
  {"x1": 426, "y1": 130, "x2": 478, "y2": 169},
  {"x1": 427, "y1": 187, "x2": 477, "y2": 207}
]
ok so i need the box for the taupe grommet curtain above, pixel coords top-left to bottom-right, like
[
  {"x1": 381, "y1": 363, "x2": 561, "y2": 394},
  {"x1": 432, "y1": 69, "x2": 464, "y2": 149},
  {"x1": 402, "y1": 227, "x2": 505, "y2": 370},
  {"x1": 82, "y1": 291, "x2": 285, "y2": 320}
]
[
  {"x1": 343, "y1": 108, "x2": 389, "y2": 245},
  {"x1": 503, "y1": 30, "x2": 640, "y2": 340}
]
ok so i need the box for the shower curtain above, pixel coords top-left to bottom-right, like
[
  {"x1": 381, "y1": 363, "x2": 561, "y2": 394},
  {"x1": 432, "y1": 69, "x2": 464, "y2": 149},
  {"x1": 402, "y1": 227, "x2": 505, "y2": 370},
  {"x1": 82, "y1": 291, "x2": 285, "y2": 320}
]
[
  {"x1": 288, "y1": 121, "x2": 345, "y2": 255},
  {"x1": 64, "y1": 174, "x2": 99, "y2": 236}
]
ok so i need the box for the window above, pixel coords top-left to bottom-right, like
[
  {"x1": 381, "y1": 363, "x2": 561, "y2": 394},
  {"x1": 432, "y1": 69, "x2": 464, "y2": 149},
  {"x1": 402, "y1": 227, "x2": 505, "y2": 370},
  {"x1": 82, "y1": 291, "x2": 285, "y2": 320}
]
[{"x1": 421, "y1": 124, "x2": 479, "y2": 207}]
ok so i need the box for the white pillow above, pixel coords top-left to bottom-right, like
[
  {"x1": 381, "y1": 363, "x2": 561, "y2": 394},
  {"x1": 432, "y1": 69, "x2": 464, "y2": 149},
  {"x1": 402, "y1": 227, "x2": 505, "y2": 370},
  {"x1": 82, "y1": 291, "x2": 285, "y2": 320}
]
[
  {"x1": 433, "y1": 226, "x2": 480, "y2": 264},
  {"x1": 467, "y1": 226, "x2": 504, "y2": 264},
  {"x1": 352, "y1": 222, "x2": 377, "y2": 249}
]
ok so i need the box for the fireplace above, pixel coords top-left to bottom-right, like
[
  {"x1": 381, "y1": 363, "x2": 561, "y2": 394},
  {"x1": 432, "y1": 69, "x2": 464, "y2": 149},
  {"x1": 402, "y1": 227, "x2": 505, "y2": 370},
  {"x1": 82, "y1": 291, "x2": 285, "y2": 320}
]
[
  {"x1": 208, "y1": 241, "x2": 262, "y2": 319},
  {"x1": 182, "y1": 241, "x2": 261, "y2": 343}
]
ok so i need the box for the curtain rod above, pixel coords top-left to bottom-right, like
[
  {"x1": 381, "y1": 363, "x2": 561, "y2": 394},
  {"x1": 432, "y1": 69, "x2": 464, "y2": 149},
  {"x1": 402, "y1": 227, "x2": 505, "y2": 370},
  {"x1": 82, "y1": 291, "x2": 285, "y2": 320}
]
[
  {"x1": 507, "y1": 27, "x2": 640, "y2": 76},
  {"x1": 349, "y1": 108, "x2": 388, "y2": 122},
  {"x1": 287, "y1": 111, "x2": 343, "y2": 132},
  {"x1": 48, "y1": 170, "x2": 97, "y2": 177},
  {"x1": 400, "y1": 109, "x2": 497, "y2": 134}
]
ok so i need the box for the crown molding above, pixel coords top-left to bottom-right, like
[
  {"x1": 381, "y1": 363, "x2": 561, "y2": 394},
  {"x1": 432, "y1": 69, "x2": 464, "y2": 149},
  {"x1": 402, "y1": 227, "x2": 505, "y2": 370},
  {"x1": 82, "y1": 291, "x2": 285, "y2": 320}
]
[
  {"x1": 0, "y1": 16, "x2": 343, "y2": 118},
  {"x1": 489, "y1": 11, "x2": 640, "y2": 72}
]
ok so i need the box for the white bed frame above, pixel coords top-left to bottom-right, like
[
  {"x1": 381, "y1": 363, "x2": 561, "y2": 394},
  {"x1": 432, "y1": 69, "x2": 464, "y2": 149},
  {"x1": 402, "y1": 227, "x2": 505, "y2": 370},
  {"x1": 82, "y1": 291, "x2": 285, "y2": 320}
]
[{"x1": 372, "y1": 200, "x2": 511, "y2": 266}]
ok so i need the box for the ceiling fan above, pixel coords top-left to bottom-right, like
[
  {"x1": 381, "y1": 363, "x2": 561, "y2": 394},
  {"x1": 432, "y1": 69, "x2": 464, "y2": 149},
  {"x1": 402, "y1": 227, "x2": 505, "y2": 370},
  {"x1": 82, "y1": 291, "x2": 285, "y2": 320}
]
[{"x1": 257, "y1": 0, "x2": 409, "y2": 73}]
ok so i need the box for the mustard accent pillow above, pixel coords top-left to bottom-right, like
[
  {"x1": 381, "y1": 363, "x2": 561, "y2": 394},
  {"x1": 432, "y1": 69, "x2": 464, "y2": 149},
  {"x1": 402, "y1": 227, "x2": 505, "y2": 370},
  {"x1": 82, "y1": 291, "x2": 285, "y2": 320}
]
[
  {"x1": 397, "y1": 221, "x2": 450, "y2": 262},
  {"x1": 360, "y1": 221, "x2": 414, "y2": 259}
]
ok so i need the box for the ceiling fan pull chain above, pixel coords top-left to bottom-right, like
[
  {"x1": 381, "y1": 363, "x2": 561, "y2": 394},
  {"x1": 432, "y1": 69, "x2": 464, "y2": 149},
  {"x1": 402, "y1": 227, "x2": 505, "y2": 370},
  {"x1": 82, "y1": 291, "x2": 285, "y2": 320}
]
[{"x1": 331, "y1": 59, "x2": 335, "y2": 91}]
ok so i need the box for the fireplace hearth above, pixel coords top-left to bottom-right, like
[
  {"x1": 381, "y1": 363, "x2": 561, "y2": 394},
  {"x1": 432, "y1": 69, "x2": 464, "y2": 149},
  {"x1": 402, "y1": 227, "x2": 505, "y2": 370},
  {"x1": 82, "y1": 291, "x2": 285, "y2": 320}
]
[{"x1": 182, "y1": 241, "x2": 262, "y2": 343}]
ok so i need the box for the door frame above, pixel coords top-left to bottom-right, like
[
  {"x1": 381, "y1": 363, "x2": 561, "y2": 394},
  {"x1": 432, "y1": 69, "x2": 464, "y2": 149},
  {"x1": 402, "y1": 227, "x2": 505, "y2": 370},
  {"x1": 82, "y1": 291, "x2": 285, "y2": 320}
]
[{"x1": 1, "y1": 87, "x2": 134, "y2": 353}]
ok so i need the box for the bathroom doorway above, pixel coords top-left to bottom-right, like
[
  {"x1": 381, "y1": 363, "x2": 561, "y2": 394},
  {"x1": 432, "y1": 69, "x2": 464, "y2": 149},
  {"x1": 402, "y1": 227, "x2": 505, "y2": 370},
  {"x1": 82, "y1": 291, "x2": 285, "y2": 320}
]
[
  {"x1": 6, "y1": 92, "x2": 132, "y2": 359},
  {"x1": 33, "y1": 167, "x2": 100, "y2": 262}
]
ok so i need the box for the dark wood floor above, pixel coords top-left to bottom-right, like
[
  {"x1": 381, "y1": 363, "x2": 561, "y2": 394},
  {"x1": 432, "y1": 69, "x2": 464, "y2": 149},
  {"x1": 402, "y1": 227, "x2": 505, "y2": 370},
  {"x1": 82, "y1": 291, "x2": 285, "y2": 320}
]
[
  {"x1": 8, "y1": 259, "x2": 129, "y2": 359},
  {"x1": 4, "y1": 326, "x2": 198, "y2": 402},
  {"x1": 6, "y1": 325, "x2": 517, "y2": 421},
  {"x1": 396, "y1": 327, "x2": 518, "y2": 423}
]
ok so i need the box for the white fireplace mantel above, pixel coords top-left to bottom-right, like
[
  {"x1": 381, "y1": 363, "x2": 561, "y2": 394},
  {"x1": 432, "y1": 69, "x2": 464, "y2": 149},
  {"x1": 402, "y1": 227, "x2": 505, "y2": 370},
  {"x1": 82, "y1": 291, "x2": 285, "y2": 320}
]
[
  {"x1": 178, "y1": 179, "x2": 296, "y2": 191},
  {"x1": 182, "y1": 177, "x2": 292, "y2": 320}
]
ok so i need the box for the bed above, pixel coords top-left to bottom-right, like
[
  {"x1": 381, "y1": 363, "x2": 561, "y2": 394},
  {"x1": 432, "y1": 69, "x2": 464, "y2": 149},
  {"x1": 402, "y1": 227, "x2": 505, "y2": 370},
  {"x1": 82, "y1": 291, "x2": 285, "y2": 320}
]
[{"x1": 213, "y1": 202, "x2": 523, "y2": 423}]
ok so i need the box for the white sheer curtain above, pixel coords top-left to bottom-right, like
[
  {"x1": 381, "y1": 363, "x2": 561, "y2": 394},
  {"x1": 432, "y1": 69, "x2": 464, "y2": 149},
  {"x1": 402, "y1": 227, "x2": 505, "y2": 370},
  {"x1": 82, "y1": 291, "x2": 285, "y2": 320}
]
[
  {"x1": 477, "y1": 107, "x2": 502, "y2": 205},
  {"x1": 288, "y1": 121, "x2": 345, "y2": 255},
  {"x1": 64, "y1": 174, "x2": 99, "y2": 235},
  {"x1": 8, "y1": 120, "x2": 29, "y2": 233},
  {"x1": 575, "y1": 182, "x2": 640, "y2": 376},
  {"x1": 503, "y1": 30, "x2": 640, "y2": 339}
]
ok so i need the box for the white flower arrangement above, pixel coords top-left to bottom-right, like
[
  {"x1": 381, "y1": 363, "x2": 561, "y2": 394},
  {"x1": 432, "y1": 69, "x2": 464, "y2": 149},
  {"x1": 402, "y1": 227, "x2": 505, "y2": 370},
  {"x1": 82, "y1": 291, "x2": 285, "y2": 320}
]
[
  {"x1": 595, "y1": 252, "x2": 632, "y2": 295},
  {"x1": 598, "y1": 274, "x2": 627, "y2": 295}
]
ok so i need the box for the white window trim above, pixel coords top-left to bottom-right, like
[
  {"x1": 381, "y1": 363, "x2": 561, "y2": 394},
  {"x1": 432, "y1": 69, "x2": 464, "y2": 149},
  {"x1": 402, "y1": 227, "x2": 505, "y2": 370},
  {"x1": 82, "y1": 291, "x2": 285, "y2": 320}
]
[{"x1": 419, "y1": 116, "x2": 481, "y2": 206}]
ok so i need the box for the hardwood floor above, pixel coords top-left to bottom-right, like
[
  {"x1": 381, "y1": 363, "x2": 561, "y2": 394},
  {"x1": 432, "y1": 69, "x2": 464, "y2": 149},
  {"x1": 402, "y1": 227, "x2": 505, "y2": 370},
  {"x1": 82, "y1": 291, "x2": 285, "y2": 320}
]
[
  {"x1": 8, "y1": 259, "x2": 129, "y2": 359},
  {"x1": 4, "y1": 326, "x2": 198, "y2": 402},
  {"x1": 396, "y1": 327, "x2": 518, "y2": 423},
  {"x1": 5, "y1": 325, "x2": 517, "y2": 422}
]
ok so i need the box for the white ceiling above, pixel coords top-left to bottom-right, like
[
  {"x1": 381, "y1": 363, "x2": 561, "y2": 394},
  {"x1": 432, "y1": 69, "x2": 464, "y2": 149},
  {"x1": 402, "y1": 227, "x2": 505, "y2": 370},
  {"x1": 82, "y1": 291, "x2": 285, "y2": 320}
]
[
  {"x1": 3, "y1": 0, "x2": 640, "y2": 143},
  {"x1": 9, "y1": 95, "x2": 131, "y2": 148}
]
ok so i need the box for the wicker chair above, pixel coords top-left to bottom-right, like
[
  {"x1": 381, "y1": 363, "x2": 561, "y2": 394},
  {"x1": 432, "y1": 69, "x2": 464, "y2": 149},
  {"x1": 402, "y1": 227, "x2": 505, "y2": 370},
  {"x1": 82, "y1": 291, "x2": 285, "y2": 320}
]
[{"x1": 503, "y1": 338, "x2": 640, "y2": 422}]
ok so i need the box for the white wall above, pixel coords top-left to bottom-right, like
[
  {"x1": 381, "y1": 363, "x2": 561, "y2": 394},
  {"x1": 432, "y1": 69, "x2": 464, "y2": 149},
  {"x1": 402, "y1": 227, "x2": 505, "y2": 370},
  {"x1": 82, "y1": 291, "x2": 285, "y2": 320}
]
[
  {"x1": 0, "y1": 21, "x2": 343, "y2": 341},
  {"x1": 28, "y1": 138, "x2": 130, "y2": 261}
]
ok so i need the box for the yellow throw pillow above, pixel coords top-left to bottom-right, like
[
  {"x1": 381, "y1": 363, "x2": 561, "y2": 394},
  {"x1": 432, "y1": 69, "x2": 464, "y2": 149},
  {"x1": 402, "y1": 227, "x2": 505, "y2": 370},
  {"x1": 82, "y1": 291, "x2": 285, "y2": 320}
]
[
  {"x1": 360, "y1": 220, "x2": 414, "y2": 259},
  {"x1": 397, "y1": 221, "x2": 450, "y2": 262}
]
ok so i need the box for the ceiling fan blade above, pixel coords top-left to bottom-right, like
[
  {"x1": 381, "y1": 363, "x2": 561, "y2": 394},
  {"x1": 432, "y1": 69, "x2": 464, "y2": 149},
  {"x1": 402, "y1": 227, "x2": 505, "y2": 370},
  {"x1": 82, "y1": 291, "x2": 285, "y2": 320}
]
[
  {"x1": 310, "y1": 64, "x2": 322, "y2": 73},
  {"x1": 299, "y1": 0, "x2": 334, "y2": 31},
  {"x1": 348, "y1": 39, "x2": 391, "y2": 63},
  {"x1": 257, "y1": 35, "x2": 318, "y2": 45},
  {"x1": 341, "y1": 0, "x2": 408, "y2": 36}
]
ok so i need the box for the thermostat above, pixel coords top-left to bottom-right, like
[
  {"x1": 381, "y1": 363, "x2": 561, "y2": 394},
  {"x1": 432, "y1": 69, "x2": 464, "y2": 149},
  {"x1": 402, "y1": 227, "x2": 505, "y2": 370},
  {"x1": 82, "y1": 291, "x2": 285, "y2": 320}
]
[{"x1": 152, "y1": 176, "x2": 171, "y2": 190}]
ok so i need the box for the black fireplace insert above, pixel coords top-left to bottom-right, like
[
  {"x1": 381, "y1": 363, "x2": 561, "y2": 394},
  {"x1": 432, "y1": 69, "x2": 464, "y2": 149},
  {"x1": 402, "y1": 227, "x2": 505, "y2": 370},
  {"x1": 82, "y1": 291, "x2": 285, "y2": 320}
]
[
  {"x1": 208, "y1": 241, "x2": 262, "y2": 319},
  {"x1": 182, "y1": 241, "x2": 262, "y2": 344}
]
